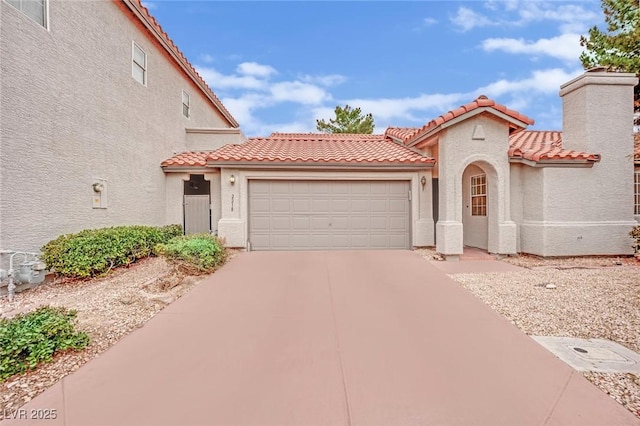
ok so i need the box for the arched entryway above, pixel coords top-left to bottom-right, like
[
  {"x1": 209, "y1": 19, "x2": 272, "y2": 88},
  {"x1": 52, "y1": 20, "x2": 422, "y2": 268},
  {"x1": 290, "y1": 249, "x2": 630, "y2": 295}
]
[{"x1": 461, "y1": 163, "x2": 489, "y2": 250}]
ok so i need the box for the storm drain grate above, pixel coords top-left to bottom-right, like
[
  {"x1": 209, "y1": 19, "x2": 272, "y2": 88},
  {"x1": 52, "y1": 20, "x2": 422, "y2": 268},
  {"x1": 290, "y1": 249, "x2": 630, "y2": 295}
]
[{"x1": 532, "y1": 336, "x2": 640, "y2": 373}]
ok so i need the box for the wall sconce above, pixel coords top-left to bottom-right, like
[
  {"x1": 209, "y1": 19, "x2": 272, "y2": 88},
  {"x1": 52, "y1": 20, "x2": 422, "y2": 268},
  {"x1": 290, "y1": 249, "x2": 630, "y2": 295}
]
[
  {"x1": 229, "y1": 175, "x2": 236, "y2": 185},
  {"x1": 420, "y1": 176, "x2": 427, "y2": 188},
  {"x1": 92, "y1": 182, "x2": 104, "y2": 193}
]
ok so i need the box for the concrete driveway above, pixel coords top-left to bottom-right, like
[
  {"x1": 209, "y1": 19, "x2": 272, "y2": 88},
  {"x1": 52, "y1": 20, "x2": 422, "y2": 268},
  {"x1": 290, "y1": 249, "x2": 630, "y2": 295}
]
[{"x1": 3, "y1": 251, "x2": 638, "y2": 425}]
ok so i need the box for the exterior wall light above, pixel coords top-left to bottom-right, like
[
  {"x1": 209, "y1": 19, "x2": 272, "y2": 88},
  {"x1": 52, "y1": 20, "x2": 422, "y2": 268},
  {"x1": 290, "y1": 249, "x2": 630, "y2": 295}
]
[
  {"x1": 229, "y1": 175, "x2": 236, "y2": 185},
  {"x1": 420, "y1": 176, "x2": 427, "y2": 188},
  {"x1": 92, "y1": 182, "x2": 104, "y2": 193}
]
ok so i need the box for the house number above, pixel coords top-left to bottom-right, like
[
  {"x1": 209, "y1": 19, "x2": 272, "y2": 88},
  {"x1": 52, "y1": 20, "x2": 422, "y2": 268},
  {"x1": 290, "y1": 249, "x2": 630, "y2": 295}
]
[{"x1": 231, "y1": 194, "x2": 234, "y2": 211}]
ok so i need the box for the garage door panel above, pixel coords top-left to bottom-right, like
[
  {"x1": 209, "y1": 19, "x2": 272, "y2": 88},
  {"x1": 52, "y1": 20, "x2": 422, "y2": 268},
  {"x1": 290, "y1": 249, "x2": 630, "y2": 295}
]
[
  {"x1": 389, "y1": 199, "x2": 408, "y2": 213},
  {"x1": 330, "y1": 234, "x2": 349, "y2": 248},
  {"x1": 389, "y1": 216, "x2": 408, "y2": 230},
  {"x1": 370, "y1": 216, "x2": 388, "y2": 230},
  {"x1": 351, "y1": 216, "x2": 369, "y2": 229},
  {"x1": 271, "y1": 199, "x2": 291, "y2": 212},
  {"x1": 292, "y1": 199, "x2": 311, "y2": 213},
  {"x1": 388, "y1": 183, "x2": 408, "y2": 195},
  {"x1": 310, "y1": 182, "x2": 330, "y2": 194},
  {"x1": 370, "y1": 199, "x2": 388, "y2": 212},
  {"x1": 331, "y1": 199, "x2": 349, "y2": 213},
  {"x1": 292, "y1": 216, "x2": 310, "y2": 230},
  {"x1": 251, "y1": 199, "x2": 270, "y2": 213},
  {"x1": 330, "y1": 182, "x2": 350, "y2": 194},
  {"x1": 310, "y1": 216, "x2": 330, "y2": 230},
  {"x1": 271, "y1": 216, "x2": 291, "y2": 230},
  {"x1": 351, "y1": 199, "x2": 369, "y2": 212},
  {"x1": 249, "y1": 180, "x2": 410, "y2": 250},
  {"x1": 330, "y1": 216, "x2": 349, "y2": 230},
  {"x1": 311, "y1": 199, "x2": 330, "y2": 212},
  {"x1": 291, "y1": 182, "x2": 310, "y2": 194}
]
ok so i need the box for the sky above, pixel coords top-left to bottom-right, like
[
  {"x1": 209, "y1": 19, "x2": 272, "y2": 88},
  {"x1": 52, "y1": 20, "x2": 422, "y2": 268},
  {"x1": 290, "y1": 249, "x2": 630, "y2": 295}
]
[{"x1": 143, "y1": 0, "x2": 605, "y2": 136}]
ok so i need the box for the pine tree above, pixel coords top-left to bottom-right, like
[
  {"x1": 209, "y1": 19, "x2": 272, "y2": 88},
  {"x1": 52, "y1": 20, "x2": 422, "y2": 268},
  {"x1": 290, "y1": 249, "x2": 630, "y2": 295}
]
[
  {"x1": 316, "y1": 105, "x2": 375, "y2": 134},
  {"x1": 580, "y1": 0, "x2": 640, "y2": 127}
]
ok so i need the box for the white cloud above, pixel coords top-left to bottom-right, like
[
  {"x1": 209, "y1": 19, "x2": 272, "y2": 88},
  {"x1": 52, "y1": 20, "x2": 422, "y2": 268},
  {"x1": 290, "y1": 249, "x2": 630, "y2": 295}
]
[
  {"x1": 270, "y1": 81, "x2": 330, "y2": 105},
  {"x1": 423, "y1": 17, "x2": 438, "y2": 26},
  {"x1": 482, "y1": 33, "x2": 584, "y2": 62},
  {"x1": 236, "y1": 62, "x2": 277, "y2": 78},
  {"x1": 451, "y1": 1, "x2": 599, "y2": 33},
  {"x1": 342, "y1": 93, "x2": 467, "y2": 122},
  {"x1": 196, "y1": 66, "x2": 266, "y2": 90},
  {"x1": 141, "y1": 1, "x2": 157, "y2": 10},
  {"x1": 475, "y1": 68, "x2": 583, "y2": 98},
  {"x1": 450, "y1": 7, "x2": 495, "y2": 32},
  {"x1": 199, "y1": 54, "x2": 215, "y2": 64},
  {"x1": 300, "y1": 74, "x2": 347, "y2": 87}
]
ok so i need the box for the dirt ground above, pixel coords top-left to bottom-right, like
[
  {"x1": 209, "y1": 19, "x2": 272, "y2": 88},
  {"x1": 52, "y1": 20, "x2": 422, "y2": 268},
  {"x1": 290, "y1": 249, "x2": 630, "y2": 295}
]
[{"x1": 0, "y1": 254, "x2": 229, "y2": 419}]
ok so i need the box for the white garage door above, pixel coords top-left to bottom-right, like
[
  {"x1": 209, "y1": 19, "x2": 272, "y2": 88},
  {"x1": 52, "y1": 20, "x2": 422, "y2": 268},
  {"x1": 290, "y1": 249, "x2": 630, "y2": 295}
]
[{"x1": 249, "y1": 180, "x2": 411, "y2": 250}]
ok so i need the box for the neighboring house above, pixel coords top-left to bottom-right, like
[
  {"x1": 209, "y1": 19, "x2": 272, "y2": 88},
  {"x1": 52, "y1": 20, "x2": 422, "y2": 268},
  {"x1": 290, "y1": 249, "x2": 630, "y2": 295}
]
[
  {"x1": 163, "y1": 71, "x2": 639, "y2": 259},
  {"x1": 1, "y1": 2, "x2": 637, "y2": 261},
  {"x1": 0, "y1": 0, "x2": 244, "y2": 258}
]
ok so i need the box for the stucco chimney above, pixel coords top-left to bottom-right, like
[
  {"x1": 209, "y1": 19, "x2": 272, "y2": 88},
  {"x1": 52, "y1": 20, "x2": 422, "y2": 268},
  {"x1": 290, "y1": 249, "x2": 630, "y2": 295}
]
[{"x1": 559, "y1": 70, "x2": 637, "y2": 158}]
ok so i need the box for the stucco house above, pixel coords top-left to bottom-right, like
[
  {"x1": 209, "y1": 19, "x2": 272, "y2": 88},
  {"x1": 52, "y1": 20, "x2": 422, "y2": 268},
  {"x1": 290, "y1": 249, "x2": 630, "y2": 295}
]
[
  {"x1": 162, "y1": 71, "x2": 639, "y2": 259},
  {"x1": 0, "y1": 0, "x2": 244, "y2": 260},
  {"x1": 1, "y1": 1, "x2": 638, "y2": 262}
]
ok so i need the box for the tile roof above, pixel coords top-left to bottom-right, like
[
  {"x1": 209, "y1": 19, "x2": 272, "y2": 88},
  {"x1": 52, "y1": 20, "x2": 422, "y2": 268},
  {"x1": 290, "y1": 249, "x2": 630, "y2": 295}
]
[
  {"x1": 125, "y1": 0, "x2": 238, "y2": 127},
  {"x1": 208, "y1": 135, "x2": 434, "y2": 165},
  {"x1": 161, "y1": 131, "x2": 602, "y2": 168},
  {"x1": 161, "y1": 151, "x2": 213, "y2": 167},
  {"x1": 402, "y1": 96, "x2": 535, "y2": 145},
  {"x1": 508, "y1": 131, "x2": 599, "y2": 163},
  {"x1": 162, "y1": 134, "x2": 435, "y2": 168},
  {"x1": 385, "y1": 127, "x2": 420, "y2": 141},
  {"x1": 269, "y1": 133, "x2": 385, "y2": 140}
]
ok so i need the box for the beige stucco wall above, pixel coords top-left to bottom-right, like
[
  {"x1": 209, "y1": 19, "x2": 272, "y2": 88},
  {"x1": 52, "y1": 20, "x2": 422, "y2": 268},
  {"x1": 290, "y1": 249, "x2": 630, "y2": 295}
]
[
  {"x1": 185, "y1": 129, "x2": 247, "y2": 151},
  {"x1": 216, "y1": 169, "x2": 434, "y2": 248},
  {"x1": 0, "y1": 1, "x2": 233, "y2": 253},
  {"x1": 435, "y1": 115, "x2": 516, "y2": 257},
  {"x1": 515, "y1": 72, "x2": 638, "y2": 256}
]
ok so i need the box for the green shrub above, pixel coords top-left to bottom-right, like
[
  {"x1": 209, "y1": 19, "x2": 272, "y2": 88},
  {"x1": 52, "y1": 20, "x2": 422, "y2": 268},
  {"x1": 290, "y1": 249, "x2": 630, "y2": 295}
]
[
  {"x1": 0, "y1": 306, "x2": 89, "y2": 382},
  {"x1": 41, "y1": 225, "x2": 182, "y2": 278},
  {"x1": 631, "y1": 225, "x2": 640, "y2": 253},
  {"x1": 155, "y1": 234, "x2": 226, "y2": 272}
]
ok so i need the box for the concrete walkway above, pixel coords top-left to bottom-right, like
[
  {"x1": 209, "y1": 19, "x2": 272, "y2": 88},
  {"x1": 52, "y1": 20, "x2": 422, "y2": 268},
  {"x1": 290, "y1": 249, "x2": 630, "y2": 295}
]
[{"x1": 3, "y1": 251, "x2": 638, "y2": 425}]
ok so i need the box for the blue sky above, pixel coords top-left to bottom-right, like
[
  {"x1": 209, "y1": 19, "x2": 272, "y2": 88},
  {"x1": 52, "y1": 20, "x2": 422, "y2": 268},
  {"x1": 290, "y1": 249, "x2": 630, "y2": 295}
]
[{"x1": 144, "y1": 1, "x2": 604, "y2": 136}]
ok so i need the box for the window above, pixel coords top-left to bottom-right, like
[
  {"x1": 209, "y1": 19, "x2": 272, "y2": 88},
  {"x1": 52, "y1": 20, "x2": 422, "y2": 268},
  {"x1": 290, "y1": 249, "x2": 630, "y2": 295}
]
[
  {"x1": 471, "y1": 174, "x2": 487, "y2": 216},
  {"x1": 635, "y1": 170, "x2": 640, "y2": 216},
  {"x1": 132, "y1": 42, "x2": 147, "y2": 85},
  {"x1": 5, "y1": 0, "x2": 47, "y2": 28},
  {"x1": 182, "y1": 90, "x2": 190, "y2": 118}
]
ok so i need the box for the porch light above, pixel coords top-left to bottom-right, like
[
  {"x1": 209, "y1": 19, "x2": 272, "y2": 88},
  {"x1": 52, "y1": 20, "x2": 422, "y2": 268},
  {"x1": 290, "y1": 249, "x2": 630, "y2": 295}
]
[
  {"x1": 420, "y1": 176, "x2": 427, "y2": 188},
  {"x1": 229, "y1": 175, "x2": 236, "y2": 185}
]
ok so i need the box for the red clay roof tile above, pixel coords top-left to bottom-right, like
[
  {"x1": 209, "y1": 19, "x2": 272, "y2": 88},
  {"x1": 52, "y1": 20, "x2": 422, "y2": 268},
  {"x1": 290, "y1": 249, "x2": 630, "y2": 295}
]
[
  {"x1": 161, "y1": 151, "x2": 213, "y2": 167},
  {"x1": 403, "y1": 96, "x2": 535, "y2": 145},
  {"x1": 205, "y1": 135, "x2": 434, "y2": 165},
  {"x1": 508, "y1": 131, "x2": 599, "y2": 163}
]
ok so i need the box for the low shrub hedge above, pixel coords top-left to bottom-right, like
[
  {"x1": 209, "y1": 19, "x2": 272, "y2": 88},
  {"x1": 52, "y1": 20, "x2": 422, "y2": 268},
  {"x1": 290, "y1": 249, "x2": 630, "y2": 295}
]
[
  {"x1": 41, "y1": 225, "x2": 182, "y2": 278},
  {"x1": 155, "y1": 234, "x2": 226, "y2": 273},
  {"x1": 631, "y1": 225, "x2": 640, "y2": 254},
  {"x1": 0, "y1": 306, "x2": 89, "y2": 382}
]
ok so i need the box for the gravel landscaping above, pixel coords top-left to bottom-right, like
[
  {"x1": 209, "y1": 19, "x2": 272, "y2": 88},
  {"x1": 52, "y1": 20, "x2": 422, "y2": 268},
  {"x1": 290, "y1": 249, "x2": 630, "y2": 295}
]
[
  {"x1": 416, "y1": 248, "x2": 640, "y2": 419},
  {"x1": 0, "y1": 256, "x2": 213, "y2": 420}
]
